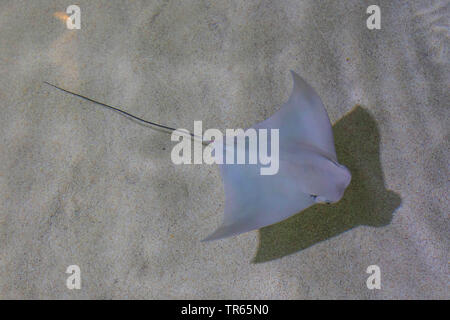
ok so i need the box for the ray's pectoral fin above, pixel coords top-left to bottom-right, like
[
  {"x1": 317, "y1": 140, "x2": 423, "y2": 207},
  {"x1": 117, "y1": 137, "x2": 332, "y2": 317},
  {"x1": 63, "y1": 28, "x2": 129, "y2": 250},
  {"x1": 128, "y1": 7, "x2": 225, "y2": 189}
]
[{"x1": 203, "y1": 71, "x2": 351, "y2": 241}]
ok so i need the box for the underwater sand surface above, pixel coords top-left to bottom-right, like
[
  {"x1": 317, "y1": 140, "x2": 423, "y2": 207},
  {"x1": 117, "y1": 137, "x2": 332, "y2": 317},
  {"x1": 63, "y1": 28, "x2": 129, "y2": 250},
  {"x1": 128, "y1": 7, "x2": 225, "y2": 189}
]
[{"x1": 0, "y1": 0, "x2": 448, "y2": 298}]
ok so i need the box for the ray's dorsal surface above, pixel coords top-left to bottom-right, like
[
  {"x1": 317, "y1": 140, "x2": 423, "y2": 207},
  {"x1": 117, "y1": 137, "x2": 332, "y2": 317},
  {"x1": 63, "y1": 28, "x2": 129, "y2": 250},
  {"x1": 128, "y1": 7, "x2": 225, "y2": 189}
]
[{"x1": 203, "y1": 71, "x2": 351, "y2": 241}]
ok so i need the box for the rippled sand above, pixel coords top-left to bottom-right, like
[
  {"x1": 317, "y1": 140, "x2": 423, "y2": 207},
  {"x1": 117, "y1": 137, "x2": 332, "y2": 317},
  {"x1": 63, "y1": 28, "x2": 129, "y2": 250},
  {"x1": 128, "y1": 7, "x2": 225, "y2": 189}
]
[{"x1": 0, "y1": 1, "x2": 448, "y2": 299}]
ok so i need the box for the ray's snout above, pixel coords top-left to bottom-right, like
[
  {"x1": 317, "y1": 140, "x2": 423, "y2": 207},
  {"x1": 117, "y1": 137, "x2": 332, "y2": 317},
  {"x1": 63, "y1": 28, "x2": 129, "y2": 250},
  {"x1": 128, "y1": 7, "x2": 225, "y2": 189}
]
[{"x1": 330, "y1": 163, "x2": 352, "y2": 203}]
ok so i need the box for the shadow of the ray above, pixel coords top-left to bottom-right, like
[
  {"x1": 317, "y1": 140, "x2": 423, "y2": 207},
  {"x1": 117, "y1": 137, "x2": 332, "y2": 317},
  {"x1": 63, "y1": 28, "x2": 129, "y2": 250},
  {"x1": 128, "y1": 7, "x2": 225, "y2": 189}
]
[{"x1": 253, "y1": 105, "x2": 401, "y2": 263}]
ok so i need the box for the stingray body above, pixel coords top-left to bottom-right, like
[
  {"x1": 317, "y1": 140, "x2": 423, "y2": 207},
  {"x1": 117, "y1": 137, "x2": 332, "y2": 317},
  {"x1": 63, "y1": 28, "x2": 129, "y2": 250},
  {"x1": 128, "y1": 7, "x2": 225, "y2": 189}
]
[
  {"x1": 44, "y1": 71, "x2": 351, "y2": 242},
  {"x1": 203, "y1": 71, "x2": 351, "y2": 241}
]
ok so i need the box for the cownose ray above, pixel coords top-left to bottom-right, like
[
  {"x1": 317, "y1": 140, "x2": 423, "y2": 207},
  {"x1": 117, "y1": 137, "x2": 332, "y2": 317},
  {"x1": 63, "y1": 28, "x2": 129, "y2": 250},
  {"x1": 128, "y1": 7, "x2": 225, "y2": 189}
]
[
  {"x1": 44, "y1": 71, "x2": 351, "y2": 242},
  {"x1": 203, "y1": 71, "x2": 351, "y2": 240}
]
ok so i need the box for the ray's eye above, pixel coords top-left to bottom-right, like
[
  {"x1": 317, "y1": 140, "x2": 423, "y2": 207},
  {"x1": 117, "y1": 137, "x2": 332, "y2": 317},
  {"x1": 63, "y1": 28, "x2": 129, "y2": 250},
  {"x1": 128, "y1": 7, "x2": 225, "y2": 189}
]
[{"x1": 311, "y1": 195, "x2": 331, "y2": 204}]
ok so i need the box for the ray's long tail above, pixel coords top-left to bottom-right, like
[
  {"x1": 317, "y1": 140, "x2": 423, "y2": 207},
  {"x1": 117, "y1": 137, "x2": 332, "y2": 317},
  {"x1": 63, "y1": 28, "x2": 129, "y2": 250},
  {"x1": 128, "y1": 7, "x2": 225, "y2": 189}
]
[{"x1": 43, "y1": 81, "x2": 209, "y2": 145}]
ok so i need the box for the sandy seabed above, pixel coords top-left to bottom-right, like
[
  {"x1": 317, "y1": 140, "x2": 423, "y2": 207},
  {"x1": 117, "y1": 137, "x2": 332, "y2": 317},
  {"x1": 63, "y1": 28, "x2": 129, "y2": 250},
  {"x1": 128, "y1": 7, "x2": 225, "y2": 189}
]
[{"x1": 0, "y1": 0, "x2": 448, "y2": 299}]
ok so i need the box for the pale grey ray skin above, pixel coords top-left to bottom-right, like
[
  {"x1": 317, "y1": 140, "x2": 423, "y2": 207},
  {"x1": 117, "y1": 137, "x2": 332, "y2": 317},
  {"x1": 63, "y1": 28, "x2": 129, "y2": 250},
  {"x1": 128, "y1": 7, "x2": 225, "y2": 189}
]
[{"x1": 203, "y1": 71, "x2": 351, "y2": 241}]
